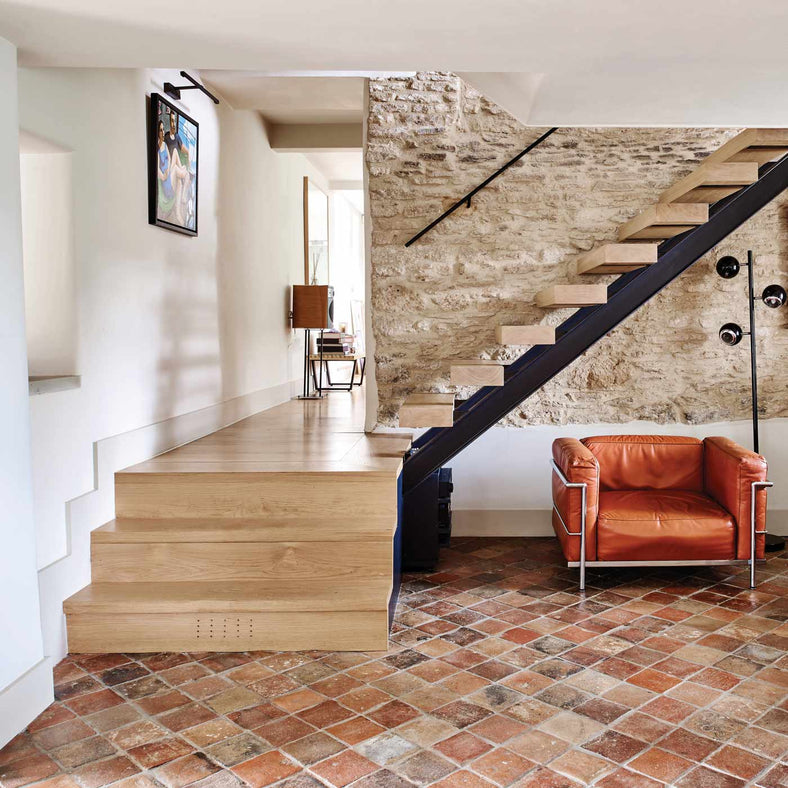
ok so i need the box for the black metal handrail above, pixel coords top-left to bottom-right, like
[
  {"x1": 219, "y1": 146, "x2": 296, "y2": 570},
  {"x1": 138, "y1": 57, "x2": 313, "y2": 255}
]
[
  {"x1": 402, "y1": 154, "x2": 788, "y2": 493},
  {"x1": 404, "y1": 127, "x2": 559, "y2": 247}
]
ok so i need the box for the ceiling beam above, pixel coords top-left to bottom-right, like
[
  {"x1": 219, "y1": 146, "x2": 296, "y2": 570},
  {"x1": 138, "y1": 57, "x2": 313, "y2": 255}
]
[{"x1": 268, "y1": 123, "x2": 362, "y2": 152}]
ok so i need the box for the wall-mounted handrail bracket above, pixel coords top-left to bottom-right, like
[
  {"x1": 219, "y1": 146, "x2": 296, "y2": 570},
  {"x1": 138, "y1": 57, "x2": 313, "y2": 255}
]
[{"x1": 404, "y1": 127, "x2": 558, "y2": 247}]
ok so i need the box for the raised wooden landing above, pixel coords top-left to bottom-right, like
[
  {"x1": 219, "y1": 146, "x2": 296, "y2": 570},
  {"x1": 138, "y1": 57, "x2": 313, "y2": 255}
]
[
  {"x1": 451, "y1": 360, "x2": 505, "y2": 386},
  {"x1": 64, "y1": 390, "x2": 405, "y2": 653},
  {"x1": 399, "y1": 393, "x2": 455, "y2": 427},
  {"x1": 496, "y1": 325, "x2": 556, "y2": 345},
  {"x1": 536, "y1": 285, "x2": 607, "y2": 308},
  {"x1": 576, "y1": 243, "x2": 659, "y2": 275}
]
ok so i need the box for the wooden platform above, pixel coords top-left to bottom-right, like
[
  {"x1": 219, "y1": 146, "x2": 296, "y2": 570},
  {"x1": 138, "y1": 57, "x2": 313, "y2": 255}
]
[{"x1": 64, "y1": 390, "x2": 408, "y2": 653}]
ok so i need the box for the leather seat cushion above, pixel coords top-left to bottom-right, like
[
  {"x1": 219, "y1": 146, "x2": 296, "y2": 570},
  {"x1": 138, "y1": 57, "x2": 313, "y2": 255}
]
[{"x1": 597, "y1": 490, "x2": 736, "y2": 561}]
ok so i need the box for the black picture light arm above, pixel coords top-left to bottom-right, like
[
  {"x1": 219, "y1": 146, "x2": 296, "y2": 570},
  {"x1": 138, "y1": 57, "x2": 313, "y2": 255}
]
[{"x1": 163, "y1": 71, "x2": 220, "y2": 105}]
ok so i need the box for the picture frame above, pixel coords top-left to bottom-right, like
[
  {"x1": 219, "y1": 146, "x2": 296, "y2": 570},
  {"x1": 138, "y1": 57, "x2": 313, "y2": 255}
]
[{"x1": 148, "y1": 92, "x2": 199, "y2": 236}]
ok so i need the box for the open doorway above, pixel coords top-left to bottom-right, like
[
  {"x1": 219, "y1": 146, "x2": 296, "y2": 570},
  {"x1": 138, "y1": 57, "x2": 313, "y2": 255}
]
[{"x1": 202, "y1": 71, "x2": 368, "y2": 397}]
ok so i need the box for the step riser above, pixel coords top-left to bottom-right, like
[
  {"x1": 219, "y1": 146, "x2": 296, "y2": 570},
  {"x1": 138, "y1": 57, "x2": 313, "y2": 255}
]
[
  {"x1": 535, "y1": 285, "x2": 607, "y2": 308},
  {"x1": 91, "y1": 541, "x2": 392, "y2": 583},
  {"x1": 496, "y1": 326, "x2": 556, "y2": 345},
  {"x1": 451, "y1": 366, "x2": 504, "y2": 386},
  {"x1": 621, "y1": 225, "x2": 699, "y2": 240},
  {"x1": 66, "y1": 611, "x2": 389, "y2": 653},
  {"x1": 115, "y1": 474, "x2": 397, "y2": 519},
  {"x1": 400, "y1": 409, "x2": 454, "y2": 428}
]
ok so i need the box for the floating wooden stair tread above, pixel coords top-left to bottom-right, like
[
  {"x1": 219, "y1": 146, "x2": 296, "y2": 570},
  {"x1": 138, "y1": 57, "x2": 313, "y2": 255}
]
[
  {"x1": 92, "y1": 516, "x2": 396, "y2": 543},
  {"x1": 576, "y1": 243, "x2": 659, "y2": 275},
  {"x1": 496, "y1": 325, "x2": 556, "y2": 345},
  {"x1": 400, "y1": 393, "x2": 455, "y2": 428},
  {"x1": 704, "y1": 128, "x2": 788, "y2": 167},
  {"x1": 451, "y1": 360, "x2": 505, "y2": 386},
  {"x1": 618, "y1": 203, "x2": 708, "y2": 241},
  {"x1": 535, "y1": 285, "x2": 607, "y2": 308},
  {"x1": 658, "y1": 161, "x2": 758, "y2": 204}
]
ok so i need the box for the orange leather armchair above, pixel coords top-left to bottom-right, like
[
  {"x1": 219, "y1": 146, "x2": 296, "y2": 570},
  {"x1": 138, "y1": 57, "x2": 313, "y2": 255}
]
[{"x1": 551, "y1": 435, "x2": 772, "y2": 590}]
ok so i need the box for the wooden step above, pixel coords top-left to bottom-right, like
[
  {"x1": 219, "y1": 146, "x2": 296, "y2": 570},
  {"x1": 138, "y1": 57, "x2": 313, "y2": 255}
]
[
  {"x1": 576, "y1": 243, "x2": 659, "y2": 275},
  {"x1": 535, "y1": 285, "x2": 607, "y2": 308},
  {"x1": 495, "y1": 325, "x2": 556, "y2": 345},
  {"x1": 91, "y1": 540, "x2": 393, "y2": 583},
  {"x1": 92, "y1": 516, "x2": 396, "y2": 543},
  {"x1": 64, "y1": 580, "x2": 389, "y2": 652},
  {"x1": 618, "y1": 203, "x2": 708, "y2": 241},
  {"x1": 450, "y1": 360, "x2": 505, "y2": 386},
  {"x1": 399, "y1": 393, "x2": 455, "y2": 428},
  {"x1": 704, "y1": 128, "x2": 788, "y2": 167},
  {"x1": 658, "y1": 161, "x2": 759, "y2": 204},
  {"x1": 114, "y1": 469, "x2": 398, "y2": 520}
]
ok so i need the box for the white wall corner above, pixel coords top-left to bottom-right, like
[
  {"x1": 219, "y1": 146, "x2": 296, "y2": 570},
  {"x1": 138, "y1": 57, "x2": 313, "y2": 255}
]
[
  {"x1": 0, "y1": 658, "x2": 53, "y2": 748},
  {"x1": 452, "y1": 509, "x2": 554, "y2": 537}
]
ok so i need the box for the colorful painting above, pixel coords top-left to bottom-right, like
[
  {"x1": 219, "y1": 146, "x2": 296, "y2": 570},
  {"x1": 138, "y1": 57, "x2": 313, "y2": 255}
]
[{"x1": 149, "y1": 93, "x2": 199, "y2": 235}]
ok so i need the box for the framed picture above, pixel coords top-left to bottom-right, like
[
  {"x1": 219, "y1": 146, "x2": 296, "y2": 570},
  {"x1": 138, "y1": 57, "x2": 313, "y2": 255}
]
[
  {"x1": 303, "y1": 176, "x2": 329, "y2": 284},
  {"x1": 148, "y1": 93, "x2": 199, "y2": 236}
]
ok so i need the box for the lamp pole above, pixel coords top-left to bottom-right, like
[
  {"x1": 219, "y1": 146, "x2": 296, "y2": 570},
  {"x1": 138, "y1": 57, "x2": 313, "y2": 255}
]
[
  {"x1": 716, "y1": 250, "x2": 787, "y2": 552},
  {"x1": 746, "y1": 250, "x2": 759, "y2": 453}
]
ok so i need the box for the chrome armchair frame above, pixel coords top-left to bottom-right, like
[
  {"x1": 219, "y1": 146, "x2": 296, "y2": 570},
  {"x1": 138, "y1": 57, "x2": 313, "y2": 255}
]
[{"x1": 551, "y1": 460, "x2": 772, "y2": 591}]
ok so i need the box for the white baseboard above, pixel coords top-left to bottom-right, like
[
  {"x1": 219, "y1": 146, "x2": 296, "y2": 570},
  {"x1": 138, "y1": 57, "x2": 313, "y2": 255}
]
[
  {"x1": 452, "y1": 509, "x2": 553, "y2": 536},
  {"x1": 452, "y1": 509, "x2": 788, "y2": 537},
  {"x1": 0, "y1": 658, "x2": 53, "y2": 748}
]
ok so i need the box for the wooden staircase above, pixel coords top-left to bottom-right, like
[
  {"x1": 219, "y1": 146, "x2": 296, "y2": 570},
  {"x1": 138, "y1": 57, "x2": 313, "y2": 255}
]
[
  {"x1": 64, "y1": 395, "x2": 409, "y2": 653},
  {"x1": 399, "y1": 128, "x2": 788, "y2": 430}
]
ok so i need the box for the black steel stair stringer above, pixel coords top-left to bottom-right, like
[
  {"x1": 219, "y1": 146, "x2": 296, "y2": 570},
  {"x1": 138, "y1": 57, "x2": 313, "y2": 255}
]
[{"x1": 402, "y1": 155, "x2": 788, "y2": 493}]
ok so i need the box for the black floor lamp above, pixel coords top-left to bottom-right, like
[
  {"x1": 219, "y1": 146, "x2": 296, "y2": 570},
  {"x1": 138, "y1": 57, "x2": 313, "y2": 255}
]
[{"x1": 716, "y1": 250, "x2": 786, "y2": 551}]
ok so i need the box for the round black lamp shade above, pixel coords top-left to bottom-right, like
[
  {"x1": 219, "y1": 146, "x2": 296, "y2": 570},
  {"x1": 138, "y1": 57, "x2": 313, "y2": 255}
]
[
  {"x1": 762, "y1": 284, "x2": 787, "y2": 308},
  {"x1": 716, "y1": 256, "x2": 741, "y2": 279},
  {"x1": 719, "y1": 322, "x2": 744, "y2": 346}
]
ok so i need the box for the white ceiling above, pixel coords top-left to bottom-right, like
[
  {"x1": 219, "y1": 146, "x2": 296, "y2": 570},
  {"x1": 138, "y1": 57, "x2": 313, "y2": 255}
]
[
  {"x1": 304, "y1": 151, "x2": 363, "y2": 184},
  {"x1": 201, "y1": 73, "x2": 364, "y2": 122},
  {"x1": 2, "y1": 0, "x2": 788, "y2": 123}
]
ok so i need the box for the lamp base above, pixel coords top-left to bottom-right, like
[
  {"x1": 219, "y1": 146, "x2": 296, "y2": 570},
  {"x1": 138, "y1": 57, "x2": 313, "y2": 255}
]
[
  {"x1": 296, "y1": 394, "x2": 326, "y2": 401},
  {"x1": 765, "y1": 532, "x2": 786, "y2": 552}
]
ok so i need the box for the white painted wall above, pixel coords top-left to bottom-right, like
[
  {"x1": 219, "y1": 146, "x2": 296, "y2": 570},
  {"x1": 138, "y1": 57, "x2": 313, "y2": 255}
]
[
  {"x1": 15, "y1": 67, "x2": 330, "y2": 680},
  {"x1": 19, "y1": 142, "x2": 77, "y2": 376},
  {"x1": 0, "y1": 36, "x2": 52, "y2": 747},
  {"x1": 329, "y1": 191, "x2": 364, "y2": 331}
]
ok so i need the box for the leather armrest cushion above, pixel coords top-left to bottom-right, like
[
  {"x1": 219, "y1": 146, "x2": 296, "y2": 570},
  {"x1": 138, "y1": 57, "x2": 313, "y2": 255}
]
[{"x1": 704, "y1": 436, "x2": 768, "y2": 560}]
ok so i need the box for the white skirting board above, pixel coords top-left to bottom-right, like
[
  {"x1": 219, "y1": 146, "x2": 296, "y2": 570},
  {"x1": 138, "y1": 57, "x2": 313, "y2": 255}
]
[
  {"x1": 452, "y1": 509, "x2": 788, "y2": 537},
  {"x1": 0, "y1": 658, "x2": 52, "y2": 748}
]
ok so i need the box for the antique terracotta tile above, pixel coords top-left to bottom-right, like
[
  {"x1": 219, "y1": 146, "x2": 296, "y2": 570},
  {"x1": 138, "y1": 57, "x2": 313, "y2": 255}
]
[
  {"x1": 2, "y1": 537, "x2": 787, "y2": 788},
  {"x1": 230, "y1": 750, "x2": 300, "y2": 787}
]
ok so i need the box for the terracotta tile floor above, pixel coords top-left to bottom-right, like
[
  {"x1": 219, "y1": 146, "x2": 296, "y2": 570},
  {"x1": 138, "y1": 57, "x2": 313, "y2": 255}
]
[{"x1": 2, "y1": 537, "x2": 787, "y2": 788}]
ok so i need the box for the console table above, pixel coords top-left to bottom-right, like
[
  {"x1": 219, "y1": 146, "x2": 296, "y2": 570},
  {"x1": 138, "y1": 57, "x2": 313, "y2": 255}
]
[{"x1": 309, "y1": 354, "x2": 366, "y2": 392}]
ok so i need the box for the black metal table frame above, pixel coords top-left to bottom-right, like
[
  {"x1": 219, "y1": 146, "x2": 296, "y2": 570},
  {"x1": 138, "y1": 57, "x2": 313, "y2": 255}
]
[{"x1": 310, "y1": 355, "x2": 366, "y2": 392}]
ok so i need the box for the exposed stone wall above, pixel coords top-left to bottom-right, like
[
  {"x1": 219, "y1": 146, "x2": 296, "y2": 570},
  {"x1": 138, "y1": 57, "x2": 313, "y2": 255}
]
[{"x1": 367, "y1": 72, "x2": 788, "y2": 427}]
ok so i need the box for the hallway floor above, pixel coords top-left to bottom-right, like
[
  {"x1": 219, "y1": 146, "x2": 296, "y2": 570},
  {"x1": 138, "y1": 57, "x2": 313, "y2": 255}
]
[{"x1": 2, "y1": 537, "x2": 787, "y2": 788}]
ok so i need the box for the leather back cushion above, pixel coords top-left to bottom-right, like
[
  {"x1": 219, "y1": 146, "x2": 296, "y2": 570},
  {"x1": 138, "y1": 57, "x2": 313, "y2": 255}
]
[{"x1": 581, "y1": 435, "x2": 704, "y2": 492}]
